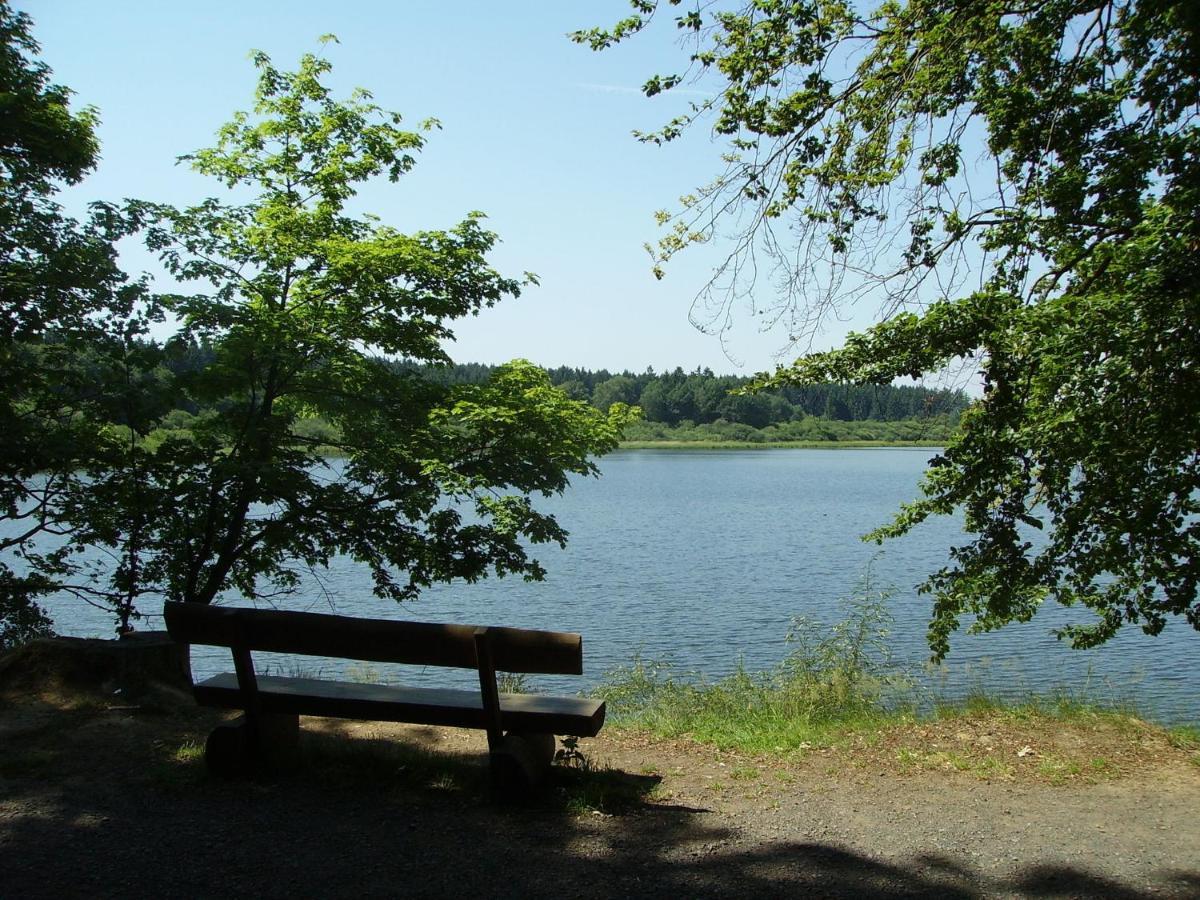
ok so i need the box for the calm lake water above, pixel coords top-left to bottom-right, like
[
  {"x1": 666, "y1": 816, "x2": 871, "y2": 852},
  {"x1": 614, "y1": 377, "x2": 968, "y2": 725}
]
[{"x1": 32, "y1": 449, "x2": 1200, "y2": 725}]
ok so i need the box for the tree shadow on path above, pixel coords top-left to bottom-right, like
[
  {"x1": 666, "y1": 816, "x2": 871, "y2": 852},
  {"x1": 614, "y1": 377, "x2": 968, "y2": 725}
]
[{"x1": 0, "y1": 707, "x2": 1196, "y2": 899}]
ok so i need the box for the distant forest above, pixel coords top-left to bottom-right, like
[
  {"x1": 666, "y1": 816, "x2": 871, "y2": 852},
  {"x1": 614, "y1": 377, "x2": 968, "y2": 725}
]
[
  {"x1": 118, "y1": 342, "x2": 969, "y2": 447},
  {"x1": 408, "y1": 361, "x2": 968, "y2": 424},
  {"x1": 396, "y1": 362, "x2": 968, "y2": 444}
]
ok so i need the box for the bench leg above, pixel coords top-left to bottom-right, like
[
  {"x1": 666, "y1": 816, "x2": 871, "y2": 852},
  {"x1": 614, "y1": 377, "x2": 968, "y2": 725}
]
[
  {"x1": 506, "y1": 731, "x2": 555, "y2": 769},
  {"x1": 489, "y1": 732, "x2": 556, "y2": 798}
]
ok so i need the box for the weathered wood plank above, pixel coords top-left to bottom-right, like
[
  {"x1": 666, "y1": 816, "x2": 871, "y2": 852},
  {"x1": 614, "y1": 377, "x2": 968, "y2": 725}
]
[
  {"x1": 163, "y1": 602, "x2": 583, "y2": 675},
  {"x1": 192, "y1": 673, "x2": 607, "y2": 738}
]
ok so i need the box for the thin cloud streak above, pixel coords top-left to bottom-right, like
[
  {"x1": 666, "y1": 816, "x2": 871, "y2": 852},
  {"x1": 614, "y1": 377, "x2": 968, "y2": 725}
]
[{"x1": 574, "y1": 81, "x2": 712, "y2": 98}]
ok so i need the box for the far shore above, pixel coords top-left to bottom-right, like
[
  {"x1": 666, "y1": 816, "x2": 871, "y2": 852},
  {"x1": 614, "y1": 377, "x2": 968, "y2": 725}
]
[{"x1": 617, "y1": 439, "x2": 946, "y2": 450}]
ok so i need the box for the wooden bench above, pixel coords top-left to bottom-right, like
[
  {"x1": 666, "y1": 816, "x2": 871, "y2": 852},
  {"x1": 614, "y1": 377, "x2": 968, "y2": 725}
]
[{"x1": 162, "y1": 602, "x2": 605, "y2": 789}]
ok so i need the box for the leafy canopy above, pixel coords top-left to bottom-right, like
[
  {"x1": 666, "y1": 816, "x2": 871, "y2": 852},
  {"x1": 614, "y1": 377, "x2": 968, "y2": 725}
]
[
  {"x1": 578, "y1": 0, "x2": 1200, "y2": 657},
  {"x1": 0, "y1": 1, "x2": 152, "y2": 646},
  {"x1": 5, "y1": 38, "x2": 635, "y2": 636}
]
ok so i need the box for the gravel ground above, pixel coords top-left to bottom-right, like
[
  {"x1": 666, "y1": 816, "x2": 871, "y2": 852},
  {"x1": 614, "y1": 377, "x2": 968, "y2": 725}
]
[{"x1": 1, "y1": 691, "x2": 1198, "y2": 899}]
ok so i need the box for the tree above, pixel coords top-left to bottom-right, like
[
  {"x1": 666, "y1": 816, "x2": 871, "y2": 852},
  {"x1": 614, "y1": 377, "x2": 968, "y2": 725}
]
[
  {"x1": 636, "y1": 378, "x2": 673, "y2": 424},
  {"x1": 592, "y1": 374, "x2": 638, "y2": 411},
  {"x1": 23, "y1": 43, "x2": 635, "y2": 632},
  {"x1": 0, "y1": 2, "x2": 150, "y2": 646},
  {"x1": 577, "y1": 1, "x2": 1200, "y2": 657},
  {"x1": 717, "y1": 391, "x2": 773, "y2": 428},
  {"x1": 556, "y1": 378, "x2": 591, "y2": 402}
]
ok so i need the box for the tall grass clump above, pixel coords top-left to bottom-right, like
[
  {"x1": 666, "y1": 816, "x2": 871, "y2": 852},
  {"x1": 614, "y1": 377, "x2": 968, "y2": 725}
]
[{"x1": 599, "y1": 583, "x2": 909, "y2": 752}]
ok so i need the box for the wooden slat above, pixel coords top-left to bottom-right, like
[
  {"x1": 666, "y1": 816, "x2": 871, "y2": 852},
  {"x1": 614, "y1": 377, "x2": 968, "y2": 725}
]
[
  {"x1": 192, "y1": 673, "x2": 606, "y2": 737},
  {"x1": 163, "y1": 602, "x2": 583, "y2": 675}
]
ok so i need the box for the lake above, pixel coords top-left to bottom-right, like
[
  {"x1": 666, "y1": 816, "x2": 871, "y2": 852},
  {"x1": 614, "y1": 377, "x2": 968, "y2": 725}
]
[{"x1": 28, "y1": 448, "x2": 1200, "y2": 725}]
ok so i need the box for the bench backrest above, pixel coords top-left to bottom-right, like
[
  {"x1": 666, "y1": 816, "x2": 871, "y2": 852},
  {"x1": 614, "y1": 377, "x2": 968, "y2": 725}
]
[{"x1": 162, "y1": 602, "x2": 584, "y2": 675}]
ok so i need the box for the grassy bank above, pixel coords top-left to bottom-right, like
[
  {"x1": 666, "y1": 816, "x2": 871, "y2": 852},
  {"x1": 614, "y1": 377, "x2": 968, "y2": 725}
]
[
  {"x1": 592, "y1": 591, "x2": 1200, "y2": 771},
  {"x1": 596, "y1": 658, "x2": 1200, "y2": 784},
  {"x1": 599, "y1": 656, "x2": 1196, "y2": 747}
]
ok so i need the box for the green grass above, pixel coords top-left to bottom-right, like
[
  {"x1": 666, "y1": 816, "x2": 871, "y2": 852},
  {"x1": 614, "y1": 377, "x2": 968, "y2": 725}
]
[
  {"x1": 172, "y1": 739, "x2": 205, "y2": 763},
  {"x1": 1167, "y1": 724, "x2": 1200, "y2": 749},
  {"x1": 895, "y1": 747, "x2": 1016, "y2": 779},
  {"x1": 148, "y1": 739, "x2": 208, "y2": 792},
  {"x1": 147, "y1": 725, "x2": 658, "y2": 814},
  {"x1": 930, "y1": 690, "x2": 1144, "y2": 728},
  {"x1": 556, "y1": 763, "x2": 661, "y2": 815},
  {"x1": 598, "y1": 655, "x2": 1194, "y2": 764},
  {"x1": 1167, "y1": 726, "x2": 1200, "y2": 769},
  {"x1": 597, "y1": 624, "x2": 1180, "y2": 763},
  {"x1": 1037, "y1": 756, "x2": 1085, "y2": 785},
  {"x1": 598, "y1": 654, "x2": 1190, "y2": 766},
  {"x1": 597, "y1": 655, "x2": 900, "y2": 754},
  {"x1": 598, "y1": 585, "x2": 911, "y2": 753}
]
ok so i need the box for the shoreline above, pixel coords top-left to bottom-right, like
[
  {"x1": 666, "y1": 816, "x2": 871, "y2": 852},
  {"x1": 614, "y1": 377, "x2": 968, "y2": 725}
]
[{"x1": 617, "y1": 439, "x2": 946, "y2": 450}]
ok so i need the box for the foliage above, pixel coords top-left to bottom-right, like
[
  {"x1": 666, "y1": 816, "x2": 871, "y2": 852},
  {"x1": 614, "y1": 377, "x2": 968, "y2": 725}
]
[
  {"x1": 66, "y1": 348, "x2": 961, "y2": 457},
  {"x1": 0, "y1": 2, "x2": 152, "y2": 646},
  {"x1": 20, "y1": 343, "x2": 962, "y2": 466},
  {"x1": 0, "y1": 569, "x2": 53, "y2": 649},
  {"x1": 8, "y1": 41, "x2": 635, "y2": 634},
  {"x1": 784, "y1": 579, "x2": 899, "y2": 702},
  {"x1": 405, "y1": 359, "x2": 967, "y2": 424},
  {"x1": 619, "y1": 416, "x2": 956, "y2": 445},
  {"x1": 578, "y1": 0, "x2": 1200, "y2": 656},
  {"x1": 123, "y1": 47, "x2": 634, "y2": 612}
]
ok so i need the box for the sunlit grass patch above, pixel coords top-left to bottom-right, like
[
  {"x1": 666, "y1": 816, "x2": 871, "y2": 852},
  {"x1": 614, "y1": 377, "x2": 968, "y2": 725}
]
[
  {"x1": 1167, "y1": 725, "x2": 1200, "y2": 750},
  {"x1": 148, "y1": 738, "x2": 208, "y2": 792},
  {"x1": 599, "y1": 654, "x2": 898, "y2": 753},
  {"x1": 1037, "y1": 755, "x2": 1084, "y2": 785},
  {"x1": 895, "y1": 747, "x2": 1011, "y2": 779},
  {"x1": 939, "y1": 690, "x2": 1143, "y2": 727}
]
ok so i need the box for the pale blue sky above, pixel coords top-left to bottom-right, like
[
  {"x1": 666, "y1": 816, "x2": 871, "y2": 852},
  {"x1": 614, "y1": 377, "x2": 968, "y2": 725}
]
[{"x1": 20, "y1": 0, "x2": 873, "y2": 375}]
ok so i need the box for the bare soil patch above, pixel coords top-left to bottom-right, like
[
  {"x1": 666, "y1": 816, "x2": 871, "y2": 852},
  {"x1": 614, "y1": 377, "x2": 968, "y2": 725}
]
[{"x1": 1, "y1": 681, "x2": 1197, "y2": 898}]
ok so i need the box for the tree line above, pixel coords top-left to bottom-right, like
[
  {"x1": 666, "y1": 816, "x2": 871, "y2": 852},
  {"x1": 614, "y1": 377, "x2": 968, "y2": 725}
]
[
  {"x1": 401, "y1": 361, "x2": 968, "y2": 428},
  {"x1": 72, "y1": 344, "x2": 966, "y2": 451}
]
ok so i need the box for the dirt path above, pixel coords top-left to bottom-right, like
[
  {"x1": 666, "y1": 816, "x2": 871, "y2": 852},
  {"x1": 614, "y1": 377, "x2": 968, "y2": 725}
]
[{"x1": 1, "y1": 696, "x2": 1197, "y2": 899}]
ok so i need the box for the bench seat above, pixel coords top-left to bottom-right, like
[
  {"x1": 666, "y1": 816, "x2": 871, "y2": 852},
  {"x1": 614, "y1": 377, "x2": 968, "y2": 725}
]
[{"x1": 195, "y1": 672, "x2": 606, "y2": 737}]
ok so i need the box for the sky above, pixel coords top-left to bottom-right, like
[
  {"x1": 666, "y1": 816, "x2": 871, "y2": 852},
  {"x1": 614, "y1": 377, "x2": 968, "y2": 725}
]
[{"x1": 20, "y1": 0, "x2": 890, "y2": 377}]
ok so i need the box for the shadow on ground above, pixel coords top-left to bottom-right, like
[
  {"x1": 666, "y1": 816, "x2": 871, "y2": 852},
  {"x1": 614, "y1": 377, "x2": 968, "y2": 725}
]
[{"x1": 1, "y1": 702, "x2": 1196, "y2": 899}]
